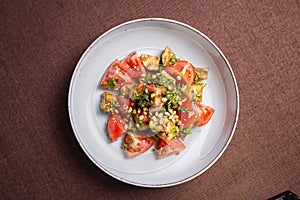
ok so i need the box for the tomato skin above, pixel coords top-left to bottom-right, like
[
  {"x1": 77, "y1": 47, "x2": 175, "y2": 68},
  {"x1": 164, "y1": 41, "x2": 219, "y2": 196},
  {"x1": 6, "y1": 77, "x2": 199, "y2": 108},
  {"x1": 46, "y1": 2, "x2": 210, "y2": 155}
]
[
  {"x1": 178, "y1": 100, "x2": 214, "y2": 128},
  {"x1": 100, "y1": 60, "x2": 134, "y2": 90},
  {"x1": 177, "y1": 100, "x2": 198, "y2": 128},
  {"x1": 194, "y1": 103, "x2": 215, "y2": 126},
  {"x1": 165, "y1": 60, "x2": 195, "y2": 84},
  {"x1": 122, "y1": 132, "x2": 155, "y2": 158},
  {"x1": 107, "y1": 114, "x2": 125, "y2": 142},
  {"x1": 154, "y1": 137, "x2": 185, "y2": 159},
  {"x1": 100, "y1": 60, "x2": 119, "y2": 86},
  {"x1": 120, "y1": 52, "x2": 147, "y2": 79}
]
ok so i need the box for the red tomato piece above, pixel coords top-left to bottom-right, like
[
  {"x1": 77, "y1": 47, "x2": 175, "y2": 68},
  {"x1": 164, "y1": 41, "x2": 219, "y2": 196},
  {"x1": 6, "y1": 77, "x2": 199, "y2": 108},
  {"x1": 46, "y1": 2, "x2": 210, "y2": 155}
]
[
  {"x1": 100, "y1": 59, "x2": 134, "y2": 90},
  {"x1": 154, "y1": 137, "x2": 186, "y2": 159},
  {"x1": 177, "y1": 99, "x2": 198, "y2": 128},
  {"x1": 120, "y1": 52, "x2": 147, "y2": 79},
  {"x1": 165, "y1": 60, "x2": 195, "y2": 84},
  {"x1": 194, "y1": 103, "x2": 215, "y2": 126},
  {"x1": 122, "y1": 132, "x2": 155, "y2": 158},
  {"x1": 145, "y1": 84, "x2": 157, "y2": 93},
  {"x1": 107, "y1": 114, "x2": 126, "y2": 142}
]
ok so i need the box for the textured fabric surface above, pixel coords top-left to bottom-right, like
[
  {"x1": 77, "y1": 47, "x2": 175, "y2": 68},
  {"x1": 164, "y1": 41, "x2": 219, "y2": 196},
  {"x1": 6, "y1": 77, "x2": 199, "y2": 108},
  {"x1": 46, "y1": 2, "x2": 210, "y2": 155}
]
[{"x1": 1, "y1": 0, "x2": 299, "y2": 199}]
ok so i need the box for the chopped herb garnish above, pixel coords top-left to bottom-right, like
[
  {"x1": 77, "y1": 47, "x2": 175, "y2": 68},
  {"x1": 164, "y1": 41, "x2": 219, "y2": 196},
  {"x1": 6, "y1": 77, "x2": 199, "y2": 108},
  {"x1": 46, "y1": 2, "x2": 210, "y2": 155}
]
[
  {"x1": 133, "y1": 92, "x2": 139, "y2": 99},
  {"x1": 194, "y1": 68, "x2": 208, "y2": 84},
  {"x1": 105, "y1": 79, "x2": 116, "y2": 89},
  {"x1": 170, "y1": 55, "x2": 180, "y2": 62},
  {"x1": 182, "y1": 126, "x2": 192, "y2": 135},
  {"x1": 178, "y1": 107, "x2": 188, "y2": 112}
]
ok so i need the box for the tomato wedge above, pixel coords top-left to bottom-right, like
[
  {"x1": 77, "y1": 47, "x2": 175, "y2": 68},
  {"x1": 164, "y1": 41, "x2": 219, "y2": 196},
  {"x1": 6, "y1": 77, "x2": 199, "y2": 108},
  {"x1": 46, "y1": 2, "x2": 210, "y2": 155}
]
[
  {"x1": 107, "y1": 114, "x2": 126, "y2": 142},
  {"x1": 177, "y1": 99, "x2": 198, "y2": 128},
  {"x1": 120, "y1": 52, "x2": 147, "y2": 79},
  {"x1": 100, "y1": 60, "x2": 134, "y2": 90},
  {"x1": 165, "y1": 60, "x2": 195, "y2": 84},
  {"x1": 194, "y1": 103, "x2": 215, "y2": 126},
  {"x1": 154, "y1": 137, "x2": 185, "y2": 159},
  {"x1": 122, "y1": 132, "x2": 155, "y2": 158}
]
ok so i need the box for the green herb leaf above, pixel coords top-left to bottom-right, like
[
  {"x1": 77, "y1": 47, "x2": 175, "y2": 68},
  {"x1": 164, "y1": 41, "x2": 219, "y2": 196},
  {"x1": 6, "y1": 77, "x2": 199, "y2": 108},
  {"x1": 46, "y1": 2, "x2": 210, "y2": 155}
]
[
  {"x1": 170, "y1": 55, "x2": 180, "y2": 62},
  {"x1": 178, "y1": 107, "x2": 188, "y2": 112},
  {"x1": 105, "y1": 79, "x2": 116, "y2": 89},
  {"x1": 182, "y1": 126, "x2": 192, "y2": 135},
  {"x1": 133, "y1": 92, "x2": 139, "y2": 99}
]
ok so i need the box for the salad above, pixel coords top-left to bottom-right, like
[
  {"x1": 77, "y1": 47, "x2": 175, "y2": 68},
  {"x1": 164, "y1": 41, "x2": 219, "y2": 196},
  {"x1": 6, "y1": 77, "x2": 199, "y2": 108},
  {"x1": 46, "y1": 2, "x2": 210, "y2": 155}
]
[{"x1": 99, "y1": 46, "x2": 214, "y2": 159}]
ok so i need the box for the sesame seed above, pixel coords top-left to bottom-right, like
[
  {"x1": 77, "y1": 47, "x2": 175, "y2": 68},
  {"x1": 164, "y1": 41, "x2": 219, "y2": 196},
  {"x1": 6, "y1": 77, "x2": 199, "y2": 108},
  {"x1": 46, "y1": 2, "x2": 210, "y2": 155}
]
[
  {"x1": 138, "y1": 108, "x2": 141, "y2": 113},
  {"x1": 151, "y1": 93, "x2": 155, "y2": 98},
  {"x1": 115, "y1": 109, "x2": 119, "y2": 113},
  {"x1": 176, "y1": 75, "x2": 181, "y2": 80},
  {"x1": 165, "y1": 112, "x2": 170, "y2": 116},
  {"x1": 145, "y1": 88, "x2": 149, "y2": 93},
  {"x1": 159, "y1": 119, "x2": 164, "y2": 125},
  {"x1": 162, "y1": 98, "x2": 167, "y2": 102},
  {"x1": 155, "y1": 112, "x2": 158, "y2": 116},
  {"x1": 152, "y1": 74, "x2": 156, "y2": 79},
  {"x1": 128, "y1": 107, "x2": 132, "y2": 113}
]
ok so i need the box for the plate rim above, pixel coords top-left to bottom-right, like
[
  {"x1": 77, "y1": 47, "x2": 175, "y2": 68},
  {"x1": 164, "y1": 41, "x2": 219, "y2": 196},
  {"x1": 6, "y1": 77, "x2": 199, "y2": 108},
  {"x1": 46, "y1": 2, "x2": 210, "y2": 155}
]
[{"x1": 68, "y1": 17, "x2": 240, "y2": 188}]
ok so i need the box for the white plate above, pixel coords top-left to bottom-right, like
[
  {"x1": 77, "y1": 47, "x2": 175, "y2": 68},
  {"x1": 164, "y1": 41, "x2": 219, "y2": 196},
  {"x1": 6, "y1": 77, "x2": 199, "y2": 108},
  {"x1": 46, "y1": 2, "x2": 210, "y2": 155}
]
[{"x1": 68, "y1": 18, "x2": 239, "y2": 187}]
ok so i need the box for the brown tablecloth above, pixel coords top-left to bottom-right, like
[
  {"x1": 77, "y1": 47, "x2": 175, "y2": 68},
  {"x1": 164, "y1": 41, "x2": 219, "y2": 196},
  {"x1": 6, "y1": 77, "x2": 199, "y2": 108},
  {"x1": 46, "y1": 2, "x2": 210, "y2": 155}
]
[{"x1": 1, "y1": 0, "x2": 299, "y2": 199}]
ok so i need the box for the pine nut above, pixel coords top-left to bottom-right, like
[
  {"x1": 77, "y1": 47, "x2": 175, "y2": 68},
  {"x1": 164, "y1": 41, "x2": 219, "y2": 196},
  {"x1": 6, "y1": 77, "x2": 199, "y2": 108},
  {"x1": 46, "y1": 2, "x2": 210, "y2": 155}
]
[{"x1": 139, "y1": 115, "x2": 144, "y2": 120}]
